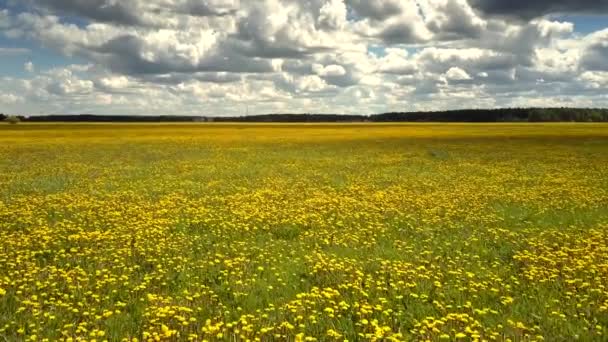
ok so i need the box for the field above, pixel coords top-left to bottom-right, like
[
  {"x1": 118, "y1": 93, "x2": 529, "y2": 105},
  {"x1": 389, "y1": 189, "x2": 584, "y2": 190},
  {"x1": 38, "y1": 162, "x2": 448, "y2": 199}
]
[{"x1": 1, "y1": 123, "x2": 607, "y2": 342}]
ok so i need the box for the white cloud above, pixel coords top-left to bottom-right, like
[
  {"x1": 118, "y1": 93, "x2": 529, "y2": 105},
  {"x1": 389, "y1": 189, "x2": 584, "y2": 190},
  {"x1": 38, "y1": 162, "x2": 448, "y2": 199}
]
[
  {"x1": 445, "y1": 67, "x2": 472, "y2": 81},
  {"x1": 318, "y1": 0, "x2": 348, "y2": 30},
  {"x1": 97, "y1": 75, "x2": 131, "y2": 90},
  {"x1": 0, "y1": 93, "x2": 23, "y2": 104},
  {"x1": 579, "y1": 71, "x2": 608, "y2": 89},
  {"x1": 377, "y1": 48, "x2": 418, "y2": 75},
  {"x1": 312, "y1": 63, "x2": 347, "y2": 77},
  {"x1": 24, "y1": 61, "x2": 34, "y2": 73}
]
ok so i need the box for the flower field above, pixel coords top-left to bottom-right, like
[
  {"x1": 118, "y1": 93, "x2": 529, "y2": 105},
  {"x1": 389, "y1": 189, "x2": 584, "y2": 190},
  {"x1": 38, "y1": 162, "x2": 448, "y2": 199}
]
[{"x1": 1, "y1": 123, "x2": 607, "y2": 341}]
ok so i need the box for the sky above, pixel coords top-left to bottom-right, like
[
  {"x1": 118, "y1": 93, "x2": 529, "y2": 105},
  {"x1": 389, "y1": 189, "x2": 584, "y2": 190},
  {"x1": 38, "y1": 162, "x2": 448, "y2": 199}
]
[{"x1": 0, "y1": 0, "x2": 607, "y2": 116}]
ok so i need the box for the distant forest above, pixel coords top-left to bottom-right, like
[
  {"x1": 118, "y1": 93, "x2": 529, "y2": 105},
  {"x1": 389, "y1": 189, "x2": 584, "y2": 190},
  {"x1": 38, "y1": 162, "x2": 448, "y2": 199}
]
[{"x1": 2, "y1": 108, "x2": 608, "y2": 123}]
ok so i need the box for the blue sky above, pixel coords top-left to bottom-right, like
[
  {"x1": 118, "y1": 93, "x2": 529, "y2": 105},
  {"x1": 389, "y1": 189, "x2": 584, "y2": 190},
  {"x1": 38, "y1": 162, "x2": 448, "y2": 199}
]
[
  {"x1": 555, "y1": 14, "x2": 608, "y2": 34},
  {"x1": 1, "y1": 1, "x2": 607, "y2": 115},
  {"x1": 0, "y1": 0, "x2": 85, "y2": 77},
  {"x1": 0, "y1": 36, "x2": 84, "y2": 77}
]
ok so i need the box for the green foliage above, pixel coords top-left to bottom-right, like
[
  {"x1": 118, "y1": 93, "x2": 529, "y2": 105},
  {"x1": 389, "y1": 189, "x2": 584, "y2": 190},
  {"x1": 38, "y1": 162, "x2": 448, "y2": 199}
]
[
  {"x1": 4, "y1": 116, "x2": 20, "y2": 124},
  {"x1": 16, "y1": 108, "x2": 608, "y2": 123},
  {"x1": 528, "y1": 108, "x2": 608, "y2": 122}
]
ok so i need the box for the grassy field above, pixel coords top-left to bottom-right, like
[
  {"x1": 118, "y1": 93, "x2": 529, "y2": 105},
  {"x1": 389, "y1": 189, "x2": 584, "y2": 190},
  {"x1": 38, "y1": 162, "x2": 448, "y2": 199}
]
[{"x1": 1, "y1": 123, "x2": 607, "y2": 341}]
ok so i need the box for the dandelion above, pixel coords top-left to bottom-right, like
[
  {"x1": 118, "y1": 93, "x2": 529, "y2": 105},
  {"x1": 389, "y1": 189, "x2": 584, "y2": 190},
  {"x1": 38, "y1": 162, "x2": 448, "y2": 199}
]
[{"x1": 1, "y1": 124, "x2": 606, "y2": 341}]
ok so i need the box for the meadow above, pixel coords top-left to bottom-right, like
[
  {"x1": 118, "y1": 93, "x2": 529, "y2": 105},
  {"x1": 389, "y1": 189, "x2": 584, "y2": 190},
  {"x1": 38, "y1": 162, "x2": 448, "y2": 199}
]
[{"x1": 0, "y1": 123, "x2": 607, "y2": 341}]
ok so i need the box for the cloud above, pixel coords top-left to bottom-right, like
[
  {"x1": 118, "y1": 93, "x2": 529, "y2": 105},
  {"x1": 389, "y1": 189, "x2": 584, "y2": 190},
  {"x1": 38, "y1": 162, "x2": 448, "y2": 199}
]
[
  {"x1": 579, "y1": 71, "x2": 608, "y2": 89},
  {"x1": 445, "y1": 67, "x2": 472, "y2": 81},
  {"x1": 0, "y1": 0, "x2": 608, "y2": 115},
  {"x1": 231, "y1": 0, "x2": 356, "y2": 59},
  {"x1": 468, "y1": 0, "x2": 608, "y2": 20},
  {"x1": 312, "y1": 63, "x2": 347, "y2": 77},
  {"x1": 21, "y1": 0, "x2": 241, "y2": 27},
  {"x1": 581, "y1": 43, "x2": 608, "y2": 71},
  {"x1": 0, "y1": 93, "x2": 23, "y2": 104},
  {"x1": 580, "y1": 30, "x2": 608, "y2": 71},
  {"x1": 376, "y1": 48, "x2": 418, "y2": 75},
  {"x1": 318, "y1": 0, "x2": 348, "y2": 30},
  {"x1": 30, "y1": 0, "x2": 146, "y2": 26},
  {"x1": 350, "y1": 0, "x2": 432, "y2": 44},
  {"x1": 423, "y1": 0, "x2": 487, "y2": 40},
  {"x1": 24, "y1": 61, "x2": 35, "y2": 72},
  {"x1": 174, "y1": 0, "x2": 239, "y2": 17},
  {"x1": 346, "y1": 0, "x2": 405, "y2": 21},
  {"x1": 0, "y1": 47, "x2": 30, "y2": 56},
  {"x1": 45, "y1": 68, "x2": 94, "y2": 95},
  {"x1": 416, "y1": 47, "x2": 517, "y2": 74},
  {"x1": 378, "y1": 21, "x2": 430, "y2": 44},
  {"x1": 96, "y1": 75, "x2": 132, "y2": 91}
]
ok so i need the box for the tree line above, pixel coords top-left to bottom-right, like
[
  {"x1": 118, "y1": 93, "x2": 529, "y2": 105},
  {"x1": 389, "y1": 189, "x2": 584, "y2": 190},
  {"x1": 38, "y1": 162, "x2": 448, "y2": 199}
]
[{"x1": 3, "y1": 108, "x2": 608, "y2": 123}]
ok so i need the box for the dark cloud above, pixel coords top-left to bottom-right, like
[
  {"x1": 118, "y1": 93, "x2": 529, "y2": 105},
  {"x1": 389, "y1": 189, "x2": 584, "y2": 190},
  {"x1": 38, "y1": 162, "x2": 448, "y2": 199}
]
[
  {"x1": 31, "y1": 0, "x2": 144, "y2": 26},
  {"x1": 320, "y1": 71, "x2": 361, "y2": 87},
  {"x1": 175, "y1": 0, "x2": 238, "y2": 17},
  {"x1": 230, "y1": 37, "x2": 328, "y2": 59},
  {"x1": 411, "y1": 78, "x2": 443, "y2": 96},
  {"x1": 139, "y1": 72, "x2": 242, "y2": 85},
  {"x1": 581, "y1": 41, "x2": 608, "y2": 71},
  {"x1": 468, "y1": 0, "x2": 608, "y2": 20},
  {"x1": 378, "y1": 23, "x2": 426, "y2": 44},
  {"x1": 282, "y1": 60, "x2": 315, "y2": 75},
  {"x1": 95, "y1": 35, "x2": 164, "y2": 74},
  {"x1": 195, "y1": 72, "x2": 242, "y2": 83},
  {"x1": 27, "y1": 0, "x2": 238, "y2": 26},
  {"x1": 346, "y1": 0, "x2": 402, "y2": 21},
  {"x1": 92, "y1": 34, "x2": 276, "y2": 76}
]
